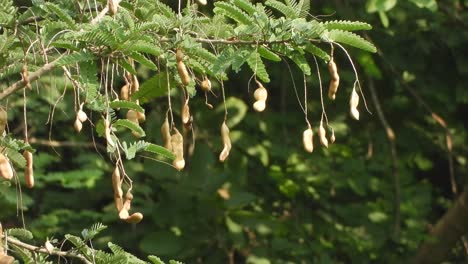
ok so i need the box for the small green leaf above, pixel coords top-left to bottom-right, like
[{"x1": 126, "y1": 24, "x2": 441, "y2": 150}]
[
  {"x1": 109, "y1": 100, "x2": 145, "y2": 113},
  {"x1": 148, "y1": 256, "x2": 165, "y2": 264},
  {"x1": 128, "y1": 52, "x2": 157, "y2": 70},
  {"x1": 145, "y1": 143, "x2": 175, "y2": 160},
  {"x1": 113, "y1": 119, "x2": 146, "y2": 137},
  {"x1": 131, "y1": 72, "x2": 172, "y2": 103},
  {"x1": 247, "y1": 52, "x2": 270, "y2": 83},
  {"x1": 258, "y1": 46, "x2": 281, "y2": 62},
  {"x1": 7, "y1": 228, "x2": 33, "y2": 240}
]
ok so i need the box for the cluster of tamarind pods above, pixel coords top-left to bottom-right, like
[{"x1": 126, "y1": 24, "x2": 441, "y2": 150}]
[{"x1": 0, "y1": 108, "x2": 34, "y2": 188}]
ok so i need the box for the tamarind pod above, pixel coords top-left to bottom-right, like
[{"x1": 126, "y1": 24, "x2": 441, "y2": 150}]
[
  {"x1": 201, "y1": 78, "x2": 212, "y2": 92},
  {"x1": 131, "y1": 75, "x2": 139, "y2": 93},
  {"x1": 125, "y1": 212, "x2": 143, "y2": 224},
  {"x1": 112, "y1": 167, "x2": 123, "y2": 198},
  {"x1": 253, "y1": 100, "x2": 266, "y2": 112},
  {"x1": 108, "y1": 0, "x2": 118, "y2": 16},
  {"x1": 104, "y1": 119, "x2": 115, "y2": 148},
  {"x1": 136, "y1": 112, "x2": 146, "y2": 123},
  {"x1": 176, "y1": 49, "x2": 184, "y2": 62},
  {"x1": 196, "y1": 0, "x2": 207, "y2": 5},
  {"x1": 120, "y1": 84, "x2": 129, "y2": 100},
  {"x1": 318, "y1": 122, "x2": 329, "y2": 148},
  {"x1": 118, "y1": 208, "x2": 129, "y2": 220},
  {"x1": 74, "y1": 118, "x2": 83, "y2": 132},
  {"x1": 161, "y1": 117, "x2": 172, "y2": 150},
  {"x1": 171, "y1": 128, "x2": 185, "y2": 170},
  {"x1": 181, "y1": 100, "x2": 190, "y2": 125},
  {"x1": 328, "y1": 59, "x2": 340, "y2": 100},
  {"x1": 0, "y1": 254, "x2": 14, "y2": 264},
  {"x1": 177, "y1": 61, "x2": 191, "y2": 86},
  {"x1": 0, "y1": 154, "x2": 13, "y2": 180},
  {"x1": 114, "y1": 197, "x2": 123, "y2": 212},
  {"x1": 253, "y1": 87, "x2": 268, "y2": 101},
  {"x1": 23, "y1": 151, "x2": 34, "y2": 188},
  {"x1": 219, "y1": 122, "x2": 231, "y2": 162},
  {"x1": 302, "y1": 128, "x2": 314, "y2": 153},
  {"x1": 0, "y1": 107, "x2": 7, "y2": 136},
  {"x1": 126, "y1": 110, "x2": 138, "y2": 124},
  {"x1": 349, "y1": 88, "x2": 360, "y2": 120},
  {"x1": 21, "y1": 65, "x2": 32, "y2": 90},
  {"x1": 330, "y1": 130, "x2": 336, "y2": 144},
  {"x1": 77, "y1": 110, "x2": 88, "y2": 123}
]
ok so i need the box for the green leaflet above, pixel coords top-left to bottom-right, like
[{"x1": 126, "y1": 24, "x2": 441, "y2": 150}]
[
  {"x1": 128, "y1": 52, "x2": 157, "y2": 70},
  {"x1": 258, "y1": 45, "x2": 282, "y2": 62},
  {"x1": 56, "y1": 51, "x2": 95, "y2": 67},
  {"x1": 109, "y1": 101, "x2": 145, "y2": 113},
  {"x1": 232, "y1": 0, "x2": 257, "y2": 15},
  {"x1": 5, "y1": 148, "x2": 26, "y2": 168},
  {"x1": 322, "y1": 20, "x2": 373, "y2": 31},
  {"x1": 131, "y1": 72, "x2": 172, "y2": 103},
  {"x1": 43, "y1": 2, "x2": 77, "y2": 30},
  {"x1": 304, "y1": 43, "x2": 330, "y2": 61},
  {"x1": 265, "y1": 0, "x2": 298, "y2": 18},
  {"x1": 326, "y1": 29, "x2": 377, "y2": 53},
  {"x1": 113, "y1": 119, "x2": 146, "y2": 137},
  {"x1": 214, "y1": 2, "x2": 254, "y2": 25},
  {"x1": 122, "y1": 40, "x2": 162, "y2": 57},
  {"x1": 145, "y1": 143, "x2": 176, "y2": 160},
  {"x1": 247, "y1": 52, "x2": 270, "y2": 83},
  {"x1": 7, "y1": 228, "x2": 33, "y2": 240}
]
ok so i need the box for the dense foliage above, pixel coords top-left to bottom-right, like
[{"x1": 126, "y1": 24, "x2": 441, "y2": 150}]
[{"x1": 1, "y1": 0, "x2": 467, "y2": 263}]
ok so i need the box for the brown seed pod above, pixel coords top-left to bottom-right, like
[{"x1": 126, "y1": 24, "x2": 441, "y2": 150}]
[
  {"x1": 131, "y1": 75, "x2": 140, "y2": 93},
  {"x1": 126, "y1": 110, "x2": 139, "y2": 124},
  {"x1": 0, "y1": 107, "x2": 8, "y2": 136},
  {"x1": 120, "y1": 84, "x2": 130, "y2": 100},
  {"x1": 302, "y1": 127, "x2": 314, "y2": 153},
  {"x1": 349, "y1": 87, "x2": 360, "y2": 120},
  {"x1": 23, "y1": 151, "x2": 34, "y2": 188},
  {"x1": 177, "y1": 61, "x2": 191, "y2": 86},
  {"x1": 108, "y1": 0, "x2": 118, "y2": 16},
  {"x1": 171, "y1": 128, "x2": 185, "y2": 170},
  {"x1": 253, "y1": 82, "x2": 268, "y2": 112},
  {"x1": 197, "y1": 0, "x2": 207, "y2": 5},
  {"x1": 21, "y1": 64, "x2": 32, "y2": 90},
  {"x1": 318, "y1": 121, "x2": 328, "y2": 148},
  {"x1": 330, "y1": 129, "x2": 336, "y2": 144},
  {"x1": 161, "y1": 116, "x2": 172, "y2": 150},
  {"x1": 104, "y1": 119, "x2": 115, "y2": 147},
  {"x1": 77, "y1": 110, "x2": 88, "y2": 123},
  {"x1": 176, "y1": 49, "x2": 184, "y2": 62},
  {"x1": 74, "y1": 118, "x2": 83, "y2": 132},
  {"x1": 0, "y1": 154, "x2": 13, "y2": 180},
  {"x1": 112, "y1": 166, "x2": 123, "y2": 211},
  {"x1": 181, "y1": 99, "x2": 190, "y2": 125},
  {"x1": 125, "y1": 212, "x2": 144, "y2": 224},
  {"x1": 219, "y1": 121, "x2": 231, "y2": 162},
  {"x1": 118, "y1": 208, "x2": 129, "y2": 219},
  {"x1": 136, "y1": 112, "x2": 146, "y2": 123},
  {"x1": 201, "y1": 77, "x2": 212, "y2": 92},
  {"x1": 328, "y1": 58, "x2": 340, "y2": 100}
]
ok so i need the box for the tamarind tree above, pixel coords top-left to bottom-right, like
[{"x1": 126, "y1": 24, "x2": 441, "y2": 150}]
[{"x1": 1, "y1": 0, "x2": 467, "y2": 263}]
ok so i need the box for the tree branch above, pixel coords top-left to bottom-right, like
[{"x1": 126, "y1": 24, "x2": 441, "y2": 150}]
[
  {"x1": 412, "y1": 189, "x2": 468, "y2": 264},
  {"x1": 1, "y1": 233, "x2": 91, "y2": 264},
  {"x1": 0, "y1": 57, "x2": 62, "y2": 101}
]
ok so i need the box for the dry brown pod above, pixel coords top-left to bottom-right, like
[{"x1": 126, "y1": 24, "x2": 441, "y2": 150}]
[
  {"x1": 0, "y1": 107, "x2": 8, "y2": 135},
  {"x1": 131, "y1": 75, "x2": 140, "y2": 93},
  {"x1": 177, "y1": 61, "x2": 191, "y2": 86},
  {"x1": 161, "y1": 116, "x2": 172, "y2": 150},
  {"x1": 349, "y1": 87, "x2": 360, "y2": 120},
  {"x1": 171, "y1": 127, "x2": 185, "y2": 170},
  {"x1": 108, "y1": 0, "x2": 118, "y2": 16},
  {"x1": 328, "y1": 58, "x2": 340, "y2": 100},
  {"x1": 253, "y1": 101, "x2": 266, "y2": 112},
  {"x1": 176, "y1": 49, "x2": 184, "y2": 62},
  {"x1": 201, "y1": 77, "x2": 212, "y2": 92},
  {"x1": 120, "y1": 84, "x2": 130, "y2": 100},
  {"x1": 253, "y1": 82, "x2": 268, "y2": 112},
  {"x1": 219, "y1": 121, "x2": 231, "y2": 162},
  {"x1": 112, "y1": 167, "x2": 123, "y2": 211},
  {"x1": 136, "y1": 112, "x2": 146, "y2": 123},
  {"x1": 0, "y1": 153, "x2": 13, "y2": 180},
  {"x1": 181, "y1": 99, "x2": 190, "y2": 125},
  {"x1": 302, "y1": 127, "x2": 314, "y2": 153},
  {"x1": 330, "y1": 129, "x2": 336, "y2": 144},
  {"x1": 23, "y1": 151, "x2": 34, "y2": 188},
  {"x1": 318, "y1": 121, "x2": 328, "y2": 148},
  {"x1": 77, "y1": 103, "x2": 88, "y2": 123},
  {"x1": 125, "y1": 212, "x2": 144, "y2": 224},
  {"x1": 21, "y1": 64, "x2": 32, "y2": 90},
  {"x1": 74, "y1": 118, "x2": 83, "y2": 132},
  {"x1": 126, "y1": 110, "x2": 139, "y2": 124},
  {"x1": 104, "y1": 119, "x2": 115, "y2": 147}
]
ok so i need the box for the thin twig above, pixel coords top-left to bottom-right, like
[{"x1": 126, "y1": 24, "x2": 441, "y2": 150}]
[
  {"x1": 368, "y1": 78, "x2": 400, "y2": 240},
  {"x1": 29, "y1": 138, "x2": 106, "y2": 151},
  {"x1": 0, "y1": 57, "x2": 62, "y2": 101},
  {"x1": 2, "y1": 235, "x2": 92, "y2": 264}
]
